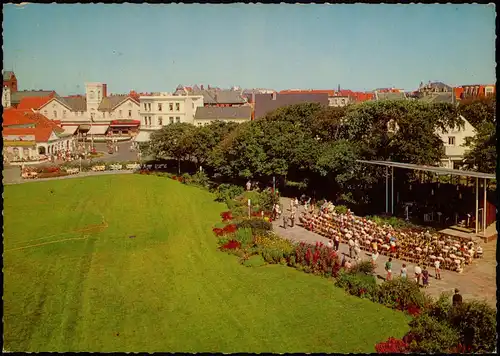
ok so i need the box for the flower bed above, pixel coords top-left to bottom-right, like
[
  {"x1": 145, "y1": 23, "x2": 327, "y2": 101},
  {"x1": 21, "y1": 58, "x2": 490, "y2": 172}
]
[
  {"x1": 38, "y1": 171, "x2": 70, "y2": 179},
  {"x1": 211, "y1": 208, "x2": 497, "y2": 354}
]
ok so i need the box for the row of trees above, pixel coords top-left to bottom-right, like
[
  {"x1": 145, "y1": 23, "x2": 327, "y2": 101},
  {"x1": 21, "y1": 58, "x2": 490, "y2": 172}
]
[{"x1": 142, "y1": 98, "x2": 496, "y2": 208}]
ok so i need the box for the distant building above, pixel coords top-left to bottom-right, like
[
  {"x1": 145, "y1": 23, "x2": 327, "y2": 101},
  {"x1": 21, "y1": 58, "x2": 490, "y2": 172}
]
[
  {"x1": 174, "y1": 84, "x2": 248, "y2": 107},
  {"x1": 194, "y1": 106, "x2": 252, "y2": 126},
  {"x1": 413, "y1": 81, "x2": 456, "y2": 104},
  {"x1": 3, "y1": 71, "x2": 18, "y2": 92},
  {"x1": 253, "y1": 92, "x2": 329, "y2": 120},
  {"x1": 455, "y1": 84, "x2": 496, "y2": 100},
  {"x1": 2, "y1": 108, "x2": 76, "y2": 164},
  {"x1": 134, "y1": 93, "x2": 204, "y2": 143},
  {"x1": 2, "y1": 86, "x2": 11, "y2": 108},
  {"x1": 437, "y1": 115, "x2": 477, "y2": 169}
]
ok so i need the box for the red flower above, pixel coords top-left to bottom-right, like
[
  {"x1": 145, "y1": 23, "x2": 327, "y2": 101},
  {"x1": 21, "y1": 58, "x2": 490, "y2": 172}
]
[
  {"x1": 212, "y1": 228, "x2": 224, "y2": 236},
  {"x1": 223, "y1": 224, "x2": 238, "y2": 234},
  {"x1": 221, "y1": 240, "x2": 241, "y2": 250},
  {"x1": 406, "y1": 304, "x2": 421, "y2": 317},
  {"x1": 220, "y1": 211, "x2": 233, "y2": 222},
  {"x1": 375, "y1": 337, "x2": 408, "y2": 354}
]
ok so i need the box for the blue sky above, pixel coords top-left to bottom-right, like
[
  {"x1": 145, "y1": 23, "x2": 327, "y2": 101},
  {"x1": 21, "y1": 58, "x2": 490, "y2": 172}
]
[{"x1": 3, "y1": 4, "x2": 496, "y2": 95}]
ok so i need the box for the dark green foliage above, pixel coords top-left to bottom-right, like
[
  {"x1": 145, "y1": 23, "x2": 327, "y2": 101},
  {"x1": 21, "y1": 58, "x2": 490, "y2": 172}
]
[{"x1": 406, "y1": 314, "x2": 460, "y2": 353}]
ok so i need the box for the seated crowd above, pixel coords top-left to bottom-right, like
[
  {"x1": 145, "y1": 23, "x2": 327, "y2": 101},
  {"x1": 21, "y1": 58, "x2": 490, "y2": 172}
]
[{"x1": 298, "y1": 200, "x2": 483, "y2": 273}]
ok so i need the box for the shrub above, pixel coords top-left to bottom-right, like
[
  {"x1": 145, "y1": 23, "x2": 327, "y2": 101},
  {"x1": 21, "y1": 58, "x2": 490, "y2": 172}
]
[
  {"x1": 448, "y1": 300, "x2": 497, "y2": 353},
  {"x1": 335, "y1": 271, "x2": 379, "y2": 301},
  {"x1": 426, "y1": 291, "x2": 453, "y2": 323},
  {"x1": 236, "y1": 218, "x2": 273, "y2": 236},
  {"x1": 405, "y1": 314, "x2": 460, "y2": 353},
  {"x1": 375, "y1": 337, "x2": 409, "y2": 353},
  {"x1": 189, "y1": 171, "x2": 210, "y2": 188},
  {"x1": 348, "y1": 260, "x2": 375, "y2": 275},
  {"x1": 243, "y1": 254, "x2": 266, "y2": 267},
  {"x1": 377, "y1": 278, "x2": 431, "y2": 313},
  {"x1": 234, "y1": 227, "x2": 253, "y2": 248},
  {"x1": 294, "y1": 241, "x2": 341, "y2": 277},
  {"x1": 334, "y1": 205, "x2": 348, "y2": 214},
  {"x1": 214, "y1": 184, "x2": 245, "y2": 202}
]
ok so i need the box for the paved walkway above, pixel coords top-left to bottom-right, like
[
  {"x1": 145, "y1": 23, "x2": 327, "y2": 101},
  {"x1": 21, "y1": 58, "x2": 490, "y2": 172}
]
[
  {"x1": 274, "y1": 198, "x2": 496, "y2": 307},
  {"x1": 3, "y1": 170, "x2": 134, "y2": 185}
]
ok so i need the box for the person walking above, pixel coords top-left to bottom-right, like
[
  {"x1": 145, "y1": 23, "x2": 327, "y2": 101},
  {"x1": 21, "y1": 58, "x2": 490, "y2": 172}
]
[
  {"x1": 348, "y1": 236, "x2": 355, "y2": 258},
  {"x1": 333, "y1": 234, "x2": 340, "y2": 252},
  {"x1": 371, "y1": 251, "x2": 379, "y2": 268},
  {"x1": 434, "y1": 259, "x2": 441, "y2": 280},
  {"x1": 452, "y1": 288, "x2": 463, "y2": 306},
  {"x1": 414, "y1": 264, "x2": 422, "y2": 286},
  {"x1": 400, "y1": 263, "x2": 407, "y2": 279},
  {"x1": 385, "y1": 257, "x2": 393, "y2": 281},
  {"x1": 354, "y1": 241, "x2": 361, "y2": 262},
  {"x1": 290, "y1": 205, "x2": 297, "y2": 228},
  {"x1": 327, "y1": 239, "x2": 334, "y2": 249},
  {"x1": 246, "y1": 180, "x2": 252, "y2": 191},
  {"x1": 422, "y1": 265, "x2": 429, "y2": 288},
  {"x1": 282, "y1": 213, "x2": 288, "y2": 229}
]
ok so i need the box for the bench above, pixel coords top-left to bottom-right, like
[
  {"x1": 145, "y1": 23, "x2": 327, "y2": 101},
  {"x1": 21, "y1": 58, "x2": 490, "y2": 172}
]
[{"x1": 91, "y1": 165, "x2": 106, "y2": 171}]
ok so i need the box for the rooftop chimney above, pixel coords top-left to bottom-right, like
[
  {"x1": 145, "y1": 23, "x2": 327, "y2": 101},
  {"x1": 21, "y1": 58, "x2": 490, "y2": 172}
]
[{"x1": 201, "y1": 84, "x2": 204, "y2": 90}]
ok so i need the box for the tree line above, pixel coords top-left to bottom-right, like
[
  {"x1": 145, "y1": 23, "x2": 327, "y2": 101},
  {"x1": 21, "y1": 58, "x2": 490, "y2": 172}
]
[{"x1": 142, "y1": 97, "x2": 496, "y2": 209}]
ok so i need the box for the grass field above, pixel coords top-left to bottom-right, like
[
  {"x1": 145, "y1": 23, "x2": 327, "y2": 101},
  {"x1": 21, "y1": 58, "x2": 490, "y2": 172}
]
[{"x1": 3, "y1": 174, "x2": 410, "y2": 352}]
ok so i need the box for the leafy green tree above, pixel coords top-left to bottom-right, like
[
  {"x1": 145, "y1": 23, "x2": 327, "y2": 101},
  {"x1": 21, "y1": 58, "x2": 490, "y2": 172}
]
[
  {"x1": 147, "y1": 123, "x2": 195, "y2": 172},
  {"x1": 459, "y1": 97, "x2": 496, "y2": 173}
]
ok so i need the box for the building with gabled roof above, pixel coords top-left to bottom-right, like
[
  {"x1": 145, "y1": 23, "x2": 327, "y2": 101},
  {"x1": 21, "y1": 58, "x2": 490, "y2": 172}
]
[
  {"x1": 3, "y1": 108, "x2": 76, "y2": 164},
  {"x1": 194, "y1": 106, "x2": 252, "y2": 126}
]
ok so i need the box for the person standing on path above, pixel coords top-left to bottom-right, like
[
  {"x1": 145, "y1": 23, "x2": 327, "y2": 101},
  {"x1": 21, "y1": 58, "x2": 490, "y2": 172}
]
[
  {"x1": 354, "y1": 242, "x2": 361, "y2": 262},
  {"x1": 290, "y1": 205, "x2": 297, "y2": 227},
  {"x1": 434, "y1": 259, "x2": 441, "y2": 280},
  {"x1": 333, "y1": 234, "x2": 340, "y2": 251},
  {"x1": 348, "y1": 236, "x2": 355, "y2": 258},
  {"x1": 414, "y1": 264, "x2": 422, "y2": 286},
  {"x1": 422, "y1": 266, "x2": 429, "y2": 288},
  {"x1": 246, "y1": 180, "x2": 252, "y2": 191},
  {"x1": 400, "y1": 263, "x2": 407, "y2": 279},
  {"x1": 371, "y1": 251, "x2": 379, "y2": 268},
  {"x1": 452, "y1": 288, "x2": 463, "y2": 306},
  {"x1": 327, "y1": 239, "x2": 334, "y2": 249},
  {"x1": 282, "y1": 213, "x2": 288, "y2": 229},
  {"x1": 385, "y1": 258, "x2": 393, "y2": 281}
]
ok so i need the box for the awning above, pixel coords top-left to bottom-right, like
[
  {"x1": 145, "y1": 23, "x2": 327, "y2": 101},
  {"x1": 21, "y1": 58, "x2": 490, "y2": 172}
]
[
  {"x1": 134, "y1": 131, "x2": 151, "y2": 142},
  {"x1": 87, "y1": 125, "x2": 109, "y2": 135},
  {"x1": 78, "y1": 124, "x2": 91, "y2": 131},
  {"x1": 63, "y1": 126, "x2": 79, "y2": 135}
]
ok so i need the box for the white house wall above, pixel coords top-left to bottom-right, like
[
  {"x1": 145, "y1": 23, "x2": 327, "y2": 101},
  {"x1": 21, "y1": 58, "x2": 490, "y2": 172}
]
[{"x1": 109, "y1": 98, "x2": 141, "y2": 121}]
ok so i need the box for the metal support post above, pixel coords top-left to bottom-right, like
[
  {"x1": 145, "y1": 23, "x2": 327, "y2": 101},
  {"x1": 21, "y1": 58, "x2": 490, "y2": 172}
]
[
  {"x1": 391, "y1": 166, "x2": 394, "y2": 215},
  {"x1": 483, "y1": 178, "x2": 487, "y2": 236},
  {"x1": 475, "y1": 177, "x2": 479, "y2": 234},
  {"x1": 385, "y1": 166, "x2": 389, "y2": 213}
]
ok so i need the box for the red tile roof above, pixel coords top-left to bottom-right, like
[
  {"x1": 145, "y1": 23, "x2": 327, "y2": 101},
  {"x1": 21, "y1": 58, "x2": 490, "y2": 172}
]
[
  {"x1": 17, "y1": 95, "x2": 54, "y2": 110},
  {"x1": 3, "y1": 126, "x2": 54, "y2": 143},
  {"x1": 280, "y1": 89, "x2": 336, "y2": 97},
  {"x1": 3, "y1": 108, "x2": 37, "y2": 126}
]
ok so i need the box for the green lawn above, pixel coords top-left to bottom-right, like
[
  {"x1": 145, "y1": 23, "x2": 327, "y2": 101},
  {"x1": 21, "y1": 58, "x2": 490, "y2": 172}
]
[{"x1": 3, "y1": 174, "x2": 410, "y2": 352}]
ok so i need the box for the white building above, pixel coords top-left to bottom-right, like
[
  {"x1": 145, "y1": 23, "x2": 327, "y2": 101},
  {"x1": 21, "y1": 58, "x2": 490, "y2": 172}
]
[
  {"x1": 135, "y1": 93, "x2": 204, "y2": 143},
  {"x1": 2, "y1": 86, "x2": 11, "y2": 108},
  {"x1": 37, "y1": 83, "x2": 141, "y2": 137},
  {"x1": 438, "y1": 115, "x2": 477, "y2": 169}
]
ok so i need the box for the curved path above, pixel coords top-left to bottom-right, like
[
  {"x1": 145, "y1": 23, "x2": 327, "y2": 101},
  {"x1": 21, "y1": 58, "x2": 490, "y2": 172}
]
[
  {"x1": 273, "y1": 197, "x2": 496, "y2": 307},
  {"x1": 3, "y1": 170, "x2": 134, "y2": 185}
]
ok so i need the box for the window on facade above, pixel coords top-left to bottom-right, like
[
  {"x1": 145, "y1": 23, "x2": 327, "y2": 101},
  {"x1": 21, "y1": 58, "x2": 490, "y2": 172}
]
[
  {"x1": 144, "y1": 118, "x2": 148, "y2": 126},
  {"x1": 63, "y1": 110, "x2": 66, "y2": 118},
  {"x1": 103, "y1": 112, "x2": 105, "y2": 118},
  {"x1": 148, "y1": 117, "x2": 151, "y2": 126},
  {"x1": 448, "y1": 136, "x2": 456, "y2": 145},
  {"x1": 169, "y1": 117, "x2": 174, "y2": 124},
  {"x1": 119, "y1": 110, "x2": 122, "y2": 117},
  {"x1": 192, "y1": 102, "x2": 195, "y2": 109},
  {"x1": 53, "y1": 111, "x2": 57, "y2": 118},
  {"x1": 128, "y1": 110, "x2": 132, "y2": 117},
  {"x1": 144, "y1": 103, "x2": 147, "y2": 110},
  {"x1": 23, "y1": 148, "x2": 30, "y2": 158},
  {"x1": 158, "y1": 103, "x2": 162, "y2": 111},
  {"x1": 148, "y1": 103, "x2": 152, "y2": 111},
  {"x1": 176, "y1": 117, "x2": 180, "y2": 123},
  {"x1": 175, "y1": 103, "x2": 180, "y2": 111},
  {"x1": 44, "y1": 110, "x2": 48, "y2": 116},
  {"x1": 169, "y1": 103, "x2": 174, "y2": 111},
  {"x1": 158, "y1": 117, "x2": 163, "y2": 126}
]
